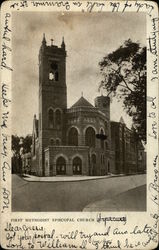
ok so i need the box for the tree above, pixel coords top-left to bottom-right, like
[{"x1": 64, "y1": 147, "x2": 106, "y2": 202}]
[
  {"x1": 12, "y1": 134, "x2": 32, "y2": 174},
  {"x1": 12, "y1": 135, "x2": 20, "y2": 156},
  {"x1": 11, "y1": 135, "x2": 21, "y2": 174},
  {"x1": 99, "y1": 39, "x2": 146, "y2": 142},
  {"x1": 23, "y1": 135, "x2": 32, "y2": 153},
  {"x1": 12, "y1": 134, "x2": 32, "y2": 155}
]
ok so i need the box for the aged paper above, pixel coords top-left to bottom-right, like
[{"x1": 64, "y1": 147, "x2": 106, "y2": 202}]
[{"x1": 1, "y1": 0, "x2": 159, "y2": 249}]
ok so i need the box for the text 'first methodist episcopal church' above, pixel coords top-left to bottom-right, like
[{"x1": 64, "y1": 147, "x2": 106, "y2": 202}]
[{"x1": 31, "y1": 35, "x2": 146, "y2": 176}]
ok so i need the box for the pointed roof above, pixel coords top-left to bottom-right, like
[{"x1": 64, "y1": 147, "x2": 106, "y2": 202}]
[
  {"x1": 42, "y1": 33, "x2": 46, "y2": 46},
  {"x1": 61, "y1": 36, "x2": 65, "y2": 49},
  {"x1": 71, "y1": 96, "x2": 94, "y2": 108},
  {"x1": 33, "y1": 115, "x2": 39, "y2": 138},
  {"x1": 35, "y1": 119, "x2": 39, "y2": 137},
  {"x1": 119, "y1": 116, "x2": 125, "y2": 124}
]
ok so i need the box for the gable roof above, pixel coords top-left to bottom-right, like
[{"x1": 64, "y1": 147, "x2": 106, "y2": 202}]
[{"x1": 71, "y1": 96, "x2": 94, "y2": 108}]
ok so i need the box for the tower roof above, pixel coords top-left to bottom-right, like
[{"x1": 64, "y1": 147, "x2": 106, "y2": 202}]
[
  {"x1": 42, "y1": 33, "x2": 46, "y2": 46},
  {"x1": 61, "y1": 36, "x2": 65, "y2": 49},
  {"x1": 33, "y1": 115, "x2": 39, "y2": 138},
  {"x1": 40, "y1": 34, "x2": 66, "y2": 54},
  {"x1": 71, "y1": 96, "x2": 94, "y2": 108}
]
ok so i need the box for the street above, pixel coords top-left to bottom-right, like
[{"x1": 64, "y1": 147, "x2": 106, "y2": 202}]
[{"x1": 12, "y1": 174, "x2": 146, "y2": 212}]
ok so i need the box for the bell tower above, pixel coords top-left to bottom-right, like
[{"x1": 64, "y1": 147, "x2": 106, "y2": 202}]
[
  {"x1": 94, "y1": 95, "x2": 110, "y2": 120},
  {"x1": 38, "y1": 34, "x2": 67, "y2": 176}
]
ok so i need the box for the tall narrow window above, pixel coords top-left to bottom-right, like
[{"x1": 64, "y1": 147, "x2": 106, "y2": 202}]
[
  {"x1": 68, "y1": 127, "x2": 78, "y2": 146},
  {"x1": 50, "y1": 138, "x2": 55, "y2": 146},
  {"x1": 55, "y1": 110, "x2": 62, "y2": 127},
  {"x1": 56, "y1": 139, "x2": 60, "y2": 146},
  {"x1": 85, "y1": 127, "x2": 95, "y2": 147},
  {"x1": 48, "y1": 109, "x2": 54, "y2": 128},
  {"x1": 49, "y1": 62, "x2": 59, "y2": 81}
]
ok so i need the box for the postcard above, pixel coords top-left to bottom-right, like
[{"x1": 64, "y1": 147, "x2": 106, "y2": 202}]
[{"x1": 1, "y1": 0, "x2": 158, "y2": 249}]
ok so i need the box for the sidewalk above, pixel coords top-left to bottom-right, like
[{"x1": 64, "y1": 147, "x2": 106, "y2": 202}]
[
  {"x1": 22, "y1": 173, "x2": 145, "y2": 182},
  {"x1": 23, "y1": 173, "x2": 126, "y2": 182}
]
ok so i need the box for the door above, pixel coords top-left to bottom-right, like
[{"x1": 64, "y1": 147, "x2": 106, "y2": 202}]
[
  {"x1": 73, "y1": 157, "x2": 82, "y2": 175},
  {"x1": 56, "y1": 157, "x2": 66, "y2": 175}
]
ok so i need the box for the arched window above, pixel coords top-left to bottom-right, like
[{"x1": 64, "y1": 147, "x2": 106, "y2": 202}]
[
  {"x1": 56, "y1": 139, "x2": 60, "y2": 146},
  {"x1": 72, "y1": 157, "x2": 82, "y2": 175},
  {"x1": 55, "y1": 109, "x2": 62, "y2": 126},
  {"x1": 48, "y1": 108, "x2": 54, "y2": 128},
  {"x1": 100, "y1": 129, "x2": 104, "y2": 149},
  {"x1": 85, "y1": 127, "x2": 96, "y2": 147},
  {"x1": 68, "y1": 127, "x2": 78, "y2": 146},
  {"x1": 56, "y1": 157, "x2": 66, "y2": 175},
  {"x1": 50, "y1": 138, "x2": 55, "y2": 146},
  {"x1": 49, "y1": 62, "x2": 59, "y2": 81}
]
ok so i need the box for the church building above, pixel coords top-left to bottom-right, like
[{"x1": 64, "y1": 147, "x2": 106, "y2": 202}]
[{"x1": 31, "y1": 35, "x2": 145, "y2": 176}]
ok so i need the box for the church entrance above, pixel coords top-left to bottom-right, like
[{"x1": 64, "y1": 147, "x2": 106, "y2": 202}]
[
  {"x1": 56, "y1": 157, "x2": 66, "y2": 175},
  {"x1": 72, "y1": 157, "x2": 82, "y2": 175}
]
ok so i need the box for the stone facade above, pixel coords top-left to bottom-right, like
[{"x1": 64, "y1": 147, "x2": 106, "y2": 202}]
[
  {"x1": 111, "y1": 118, "x2": 146, "y2": 174},
  {"x1": 31, "y1": 35, "x2": 145, "y2": 176}
]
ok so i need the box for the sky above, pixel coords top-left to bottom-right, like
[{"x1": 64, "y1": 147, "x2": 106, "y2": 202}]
[{"x1": 12, "y1": 11, "x2": 146, "y2": 136}]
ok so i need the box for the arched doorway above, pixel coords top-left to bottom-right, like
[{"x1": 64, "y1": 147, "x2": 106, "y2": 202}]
[
  {"x1": 85, "y1": 127, "x2": 96, "y2": 147},
  {"x1": 68, "y1": 127, "x2": 78, "y2": 146},
  {"x1": 72, "y1": 157, "x2": 82, "y2": 175},
  {"x1": 56, "y1": 156, "x2": 66, "y2": 175},
  {"x1": 92, "y1": 154, "x2": 96, "y2": 176}
]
